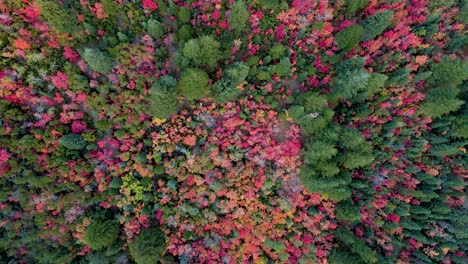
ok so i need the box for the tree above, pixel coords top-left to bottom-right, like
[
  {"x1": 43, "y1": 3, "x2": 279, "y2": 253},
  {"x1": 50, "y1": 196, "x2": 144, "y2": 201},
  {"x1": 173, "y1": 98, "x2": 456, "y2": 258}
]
[
  {"x1": 147, "y1": 19, "x2": 165, "y2": 39},
  {"x1": 229, "y1": 1, "x2": 250, "y2": 35},
  {"x1": 177, "y1": 68, "x2": 210, "y2": 100},
  {"x1": 335, "y1": 25, "x2": 363, "y2": 52},
  {"x1": 335, "y1": 201, "x2": 361, "y2": 222},
  {"x1": 82, "y1": 220, "x2": 119, "y2": 250},
  {"x1": 129, "y1": 227, "x2": 166, "y2": 264},
  {"x1": 269, "y1": 44, "x2": 286, "y2": 60},
  {"x1": 59, "y1": 134, "x2": 86, "y2": 150},
  {"x1": 361, "y1": 10, "x2": 395, "y2": 41},
  {"x1": 210, "y1": 78, "x2": 240, "y2": 104},
  {"x1": 331, "y1": 58, "x2": 387, "y2": 102},
  {"x1": 82, "y1": 48, "x2": 114, "y2": 74},
  {"x1": 335, "y1": 227, "x2": 378, "y2": 263},
  {"x1": 275, "y1": 57, "x2": 291, "y2": 77},
  {"x1": 420, "y1": 57, "x2": 468, "y2": 118},
  {"x1": 148, "y1": 76, "x2": 179, "y2": 119},
  {"x1": 346, "y1": 0, "x2": 368, "y2": 16},
  {"x1": 38, "y1": 0, "x2": 78, "y2": 34},
  {"x1": 182, "y1": 36, "x2": 222, "y2": 70},
  {"x1": 177, "y1": 7, "x2": 191, "y2": 23},
  {"x1": 225, "y1": 61, "x2": 250, "y2": 84}
]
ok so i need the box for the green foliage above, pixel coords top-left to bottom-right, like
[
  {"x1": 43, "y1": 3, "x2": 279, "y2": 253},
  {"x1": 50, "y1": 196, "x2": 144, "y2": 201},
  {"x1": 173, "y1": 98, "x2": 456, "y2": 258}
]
[
  {"x1": 335, "y1": 25, "x2": 363, "y2": 51},
  {"x1": 177, "y1": 7, "x2": 191, "y2": 23},
  {"x1": 276, "y1": 57, "x2": 291, "y2": 77},
  {"x1": 335, "y1": 227, "x2": 378, "y2": 263},
  {"x1": 420, "y1": 57, "x2": 467, "y2": 118},
  {"x1": 82, "y1": 48, "x2": 114, "y2": 74},
  {"x1": 147, "y1": 19, "x2": 165, "y2": 39},
  {"x1": 427, "y1": 57, "x2": 468, "y2": 88},
  {"x1": 225, "y1": 62, "x2": 250, "y2": 84},
  {"x1": 182, "y1": 36, "x2": 222, "y2": 70},
  {"x1": 300, "y1": 171, "x2": 352, "y2": 201},
  {"x1": 177, "y1": 68, "x2": 210, "y2": 100},
  {"x1": 270, "y1": 44, "x2": 286, "y2": 60},
  {"x1": 361, "y1": 10, "x2": 395, "y2": 41},
  {"x1": 329, "y1": 248, "x2": 365, "y2": 264},
  {"x1": 58, "y1": 134, "x2": 86, "y2": 150},
  {"x1": 129, "y1": 227, "x2": 166, "y2": 264},
  {"x1": 229, "y1": 1, "x2": 250, "y2": 35},
  {"x1": 38, "y1": 0, "x2": 78, "y2": 34},
  {"x1": 82, "y1": 220, "x2": 119, "y2": 250},
  {"x1": 331, "y1": 58, "x2": 387, "y2": 102},
  {"x1": 346, "y1": 0, "x2": 368, "y2": 15},
  {"x1": 210, "y1": 78, "x2": 241, "y2": 104},
  {"x1": 148, "y1": 75, "x2": 179, "y2": 119},
  {"x1": 335, "y1": 201, "x2": 361, "y2": 222}
]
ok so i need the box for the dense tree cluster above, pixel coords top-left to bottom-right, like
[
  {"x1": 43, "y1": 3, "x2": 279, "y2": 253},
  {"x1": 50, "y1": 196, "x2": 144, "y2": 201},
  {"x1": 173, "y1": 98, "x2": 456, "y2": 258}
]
[{"x1": 0, "y1": 0, "x2": 466, "y2": 263}]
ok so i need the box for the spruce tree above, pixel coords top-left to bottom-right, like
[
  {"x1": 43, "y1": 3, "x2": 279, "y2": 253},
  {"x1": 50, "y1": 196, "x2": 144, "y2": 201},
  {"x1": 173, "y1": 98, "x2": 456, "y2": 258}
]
[
  {"x1": 229, "y1": 1, "x2": 250, "y2": 35},
  {"x1": 129, "y1": 227, "x2": 166, "y2": 264},
  {"x1": 177, "y1": 68, "x2": 210, "y2": 100},
  {"x1": 82, "y1": 220, "x2": 119, "y2": 250},
  {"x1": 361, "y1": 10, "x2": 395, "y2": 41}
]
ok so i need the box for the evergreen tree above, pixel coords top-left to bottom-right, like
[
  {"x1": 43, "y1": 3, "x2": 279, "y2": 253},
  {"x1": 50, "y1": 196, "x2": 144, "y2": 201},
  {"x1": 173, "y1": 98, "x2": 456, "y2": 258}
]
[
  {"x1": 128, "y1": 227, "x2": 166, "y2": 264},
  {"x1": 275, "y1": 57, "x2": 291, "y2": 77},
  {"x1": 147, "y1": 19, "x2": 165, "y2": 39},
  {"x1": 182, "y1": 36, "x2": 222, "y2": 70},
  {"x1": 82, "y1": 220, "x2": 119, "y2": 250},
  {"x1": 229, "y1": 1, "x2": 250, "y2": 35},
  {"x1": 82, "y1": 48, "x2": 114, "y2": 74},
  {"x1": 148, "y1": 76, "x2": 179, "y2": 119},
  {"x1": 177, "y1": 68, "x2": 210, "y2": 100},
  {"x1": 335, "y1": 227, "x2": 378, "y2": 263},
  {"x1": 59, "y1": 134, "x2": 87, "y2": 150},
  {"x1": 269, "y1": 44, "x2": 286, "y2": 60},
  {"x1": 420, "y1": 57, "x2": 467, "y2": 118},
  {"x1": 361, "y1": 10, "x2": 395, "y2": 41},
  {"x1": 38, "y1": 0, "x2": 78, "y2": 34},
  {"x1": 335, "y1": 201, "x2": 361, "y2": 223},
  {"x1": 225, "y1": 61, "x2": 250, "y2": 84},
  {"x1": 210, "y1": 78, "x2": 240, "y2": 104},
  {"x1": 335, "y1": 25, "x2": 363, "y2": 52}
]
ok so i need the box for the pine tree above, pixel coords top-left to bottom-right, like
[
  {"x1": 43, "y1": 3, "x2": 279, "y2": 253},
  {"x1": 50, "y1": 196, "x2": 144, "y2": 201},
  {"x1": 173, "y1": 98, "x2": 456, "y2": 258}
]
[
  {"x1": 147, "y1": 19, "x2": 165, "y2": 39},
  {"x1": 269, "y1": 44, "x2": 286, "y2": 60},
  {"x1": 335, "y1": 25, "x2": 363, "y2": 52},
  {"x1": 229, "y1": 1, "x2": 250, "y2": 35},
  {"x1": 38, "y1": 0, "x2": 78, "y2": 34},
  {"x1": 182, "y1": 36, "x2": 222, "y2": 70},
  {"x1": 210, "y1": 78, "x2": 240, "y2": 104},
  {"x1": 177, "y1": 68, "x2": 210, "y2": 100},
  {"x1": 275, "y1": 57, "x2": 291, "y2": 77},
  {"x1": 361, "y1": 10, "x2": 395, "y2": 41},
  {"x1": 335, "y1": 201, "x2": 361, "y2": 223},
  {"x1": 335, "y1": 227, "x2": 378, "y2": 263},
  {"x1": 82, "y1": 220, "x2": 119, "y2": 250},
  {"x1": 82, "y1": 48, "x2": 114, "y2": 74},
  {"x1": 129, "y1": 227, "x2": 166, "y2": 264},
  {"x1": 59, "y1": 134, "x2": 87, "y2": 150},
  {"x1": 148, "y1": 76, "x2": 179, "y2": 119},
  {"x1": 225, "y1": 62, "x2": 250, "y2": 84}
]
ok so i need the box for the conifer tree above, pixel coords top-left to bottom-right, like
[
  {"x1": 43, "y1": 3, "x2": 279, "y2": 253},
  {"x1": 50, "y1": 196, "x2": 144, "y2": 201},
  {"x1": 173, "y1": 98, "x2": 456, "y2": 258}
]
[
  {"x1": 148, "y1": 76, "x2": 179, "y2": 119},
  {"x1": 177, "y1": 68, "x2": 210, "y2": 100},
  {"x1": 335, "y1": 25, "x2": 363, "y2": 52},
  {"x1": 182, "y1": 36, "x2": 222, "y2": 70},
  {"x1": 82, "y1": 220, "x2": 119, "y2": 250},
  {"x1": 82, "y1": 48, "x2": 114, "y2": 74},
  {"x1": 129, "y1": 227, "x2": 166, "y2": 264},
  {"x1": 229, "y1": 1, "x2": 250, "y2": 35},
  {"x1": 361, "y1": 10, "x2": 395, "y2": 41},
  {"x1": 58, "y1": 134, "x2": 86, "y2": 150}
]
